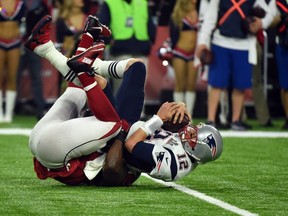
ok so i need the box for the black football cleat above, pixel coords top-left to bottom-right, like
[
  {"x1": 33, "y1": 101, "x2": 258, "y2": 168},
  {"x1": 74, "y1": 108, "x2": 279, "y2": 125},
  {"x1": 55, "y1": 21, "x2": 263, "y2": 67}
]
[
  {"x1": 67, "y1": 42, "x2": 105, "y2": 76},
  {"x1": 83, "y1": 15, "x2": 111, "y2": 41},
  {"x1": 25, "y1": 15, "x2": 52, "y2": 51}
]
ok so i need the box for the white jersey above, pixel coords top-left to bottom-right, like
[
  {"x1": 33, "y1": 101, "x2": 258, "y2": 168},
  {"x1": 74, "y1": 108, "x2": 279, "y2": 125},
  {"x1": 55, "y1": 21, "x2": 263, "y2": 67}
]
[{"x1": 145, "y1": 130, "x2": 198, "y2": 181}]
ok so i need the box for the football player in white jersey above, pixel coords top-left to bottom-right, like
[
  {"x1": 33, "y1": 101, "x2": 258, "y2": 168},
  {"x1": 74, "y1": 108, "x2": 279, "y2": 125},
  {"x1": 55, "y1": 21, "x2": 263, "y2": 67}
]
[{"x1": 124, "y1": 106, "x2": 223, "y2": 182}]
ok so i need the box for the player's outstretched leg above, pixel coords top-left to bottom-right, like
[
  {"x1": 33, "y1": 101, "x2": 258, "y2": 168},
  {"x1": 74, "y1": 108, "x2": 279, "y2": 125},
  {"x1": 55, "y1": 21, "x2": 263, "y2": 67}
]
[
  {"x1": 116, "y1": 62, "x2": 146, "y2": 124},
  {"x1": 24, "y1": 15, "x2": 82, "y2": 85},
  {"x1": 24, "y1": 15, "x2": 58, "y2": 61},
  {"x1": 91, "y1": 57, "x2": 144, "y2": 80},
  {"x1": 67, "y1": 42, "x2": 105, "y2": 77},
  {"x1": 73, "y1": 15, "x2": 111, "y2": 57},
  {"x1": 67, "y1": 42, "x2": 119, "y2": 122},
  {"x1": 24, "y1": 15, "x2": 52, "y2": 53},
  {"x1": 74, "y1": 15, "x2": 101, "y2": 56},
  {"x1": 83, "y1": 15, "x2": 111, "y2": 41}
]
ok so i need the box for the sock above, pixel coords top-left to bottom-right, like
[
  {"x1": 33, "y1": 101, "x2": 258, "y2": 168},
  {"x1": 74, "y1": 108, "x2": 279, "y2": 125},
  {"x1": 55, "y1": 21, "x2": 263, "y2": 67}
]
[
  {"x1": 75, "y1": 33, "x2": 94, "y2": 55},
  {"x1": 77, "y1": 73, "x2": 120, "y2": 122},
  {"x1": 185, "y1": 91, "x2": 196, "y2": 116},
  {"x1": 219, "y1": 91, "x2": 229, "y2": 124},
  {"x1": 92, "y1": 58, "x2": 132, "y2": 79},
  {"x1": 4, "y1": 90, "x2": 17, "y2": 123},
  {"x1": 67, "y1": 81, "x2": 82, "y2": 89},
  {"x1": 34, "y1": 40, "x2": 81, "y2": 86},
  {"x1": 173, "y1": 91, "x2": 184, "y2": 103}
]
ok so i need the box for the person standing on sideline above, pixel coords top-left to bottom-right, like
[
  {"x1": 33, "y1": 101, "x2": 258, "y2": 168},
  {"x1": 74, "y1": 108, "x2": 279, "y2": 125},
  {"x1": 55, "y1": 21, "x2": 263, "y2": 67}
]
[
  {"x1": 196, "y1": 0, "x2": 274, "y2": 131},
  {"x1": 252, "y1": 29, "x2": 273, "y2": 127},
  {"x1": 273, "y1": 0, "x2": 288, "y2": 129},
  {"x1": 196, "y1": 0, "x2": 229, "y2": 128},
  {"x1": 55, "y1": 0, "x2": 88, "y2": 95},
  {"x1": 0, "y1": 0, "x2": 26, "y2": 123},
  {"x1": 17, "y1": 0, "x2": 49, "y2": 120},
  {"x1": 169, "y1": 0, "x2": 199, "y2": 120},
  {"x1": 98, "y1": 0, "x2": 156, "y2": 119}
]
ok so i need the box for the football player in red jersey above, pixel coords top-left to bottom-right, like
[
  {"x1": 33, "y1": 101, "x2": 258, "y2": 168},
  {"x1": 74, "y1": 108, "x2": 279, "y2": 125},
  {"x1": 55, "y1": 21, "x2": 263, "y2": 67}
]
[{"x1": 27, "y1": 15, "x2": 146, "y2": 186}]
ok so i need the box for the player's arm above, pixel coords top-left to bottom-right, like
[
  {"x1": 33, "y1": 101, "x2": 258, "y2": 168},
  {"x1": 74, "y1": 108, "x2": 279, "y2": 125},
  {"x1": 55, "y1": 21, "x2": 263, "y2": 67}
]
[
  {"x1": 101, "y1": 130, "x2": 129, "y2": 186},
  {"x1": 125, "y1": 102, "x2": 178, "y2": 153}
]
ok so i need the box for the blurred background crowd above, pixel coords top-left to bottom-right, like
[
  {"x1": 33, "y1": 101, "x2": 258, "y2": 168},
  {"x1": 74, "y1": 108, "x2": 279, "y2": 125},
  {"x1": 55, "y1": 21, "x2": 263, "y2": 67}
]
[{"x1": 0, "y1": 0, "x2": 287, "y2": 131}]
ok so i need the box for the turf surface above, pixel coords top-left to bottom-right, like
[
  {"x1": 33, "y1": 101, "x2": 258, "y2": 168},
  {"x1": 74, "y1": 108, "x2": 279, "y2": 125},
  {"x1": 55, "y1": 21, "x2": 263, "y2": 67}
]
[{"x1": 0, "y1": 115, "x2": 287, "y2": 215}]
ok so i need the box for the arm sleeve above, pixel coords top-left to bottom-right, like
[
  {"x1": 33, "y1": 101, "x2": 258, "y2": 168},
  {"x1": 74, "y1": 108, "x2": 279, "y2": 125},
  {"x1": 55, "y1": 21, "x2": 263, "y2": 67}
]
[
  {"x1": 197, "y1": 0, "x2": 220, "y2": 46},
  {"x1": 254, "y1": 0, "x2": 275, "y2": 29},
  {"x1": 132, "y1": 141, "x2": 155, "y2": 169},
  {"x1": 198, "y1": 0, "x2": 210, "y2": 25}
]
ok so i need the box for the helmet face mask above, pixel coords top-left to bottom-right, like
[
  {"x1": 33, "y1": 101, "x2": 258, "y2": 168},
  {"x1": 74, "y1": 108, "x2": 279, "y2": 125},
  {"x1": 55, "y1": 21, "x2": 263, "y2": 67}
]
[
  {"x1": 180, "y1": 123, "x2": 223, "y2": 164},
  {"x1": 178, "y1": 124, "x2": 198, "y2": 149}
]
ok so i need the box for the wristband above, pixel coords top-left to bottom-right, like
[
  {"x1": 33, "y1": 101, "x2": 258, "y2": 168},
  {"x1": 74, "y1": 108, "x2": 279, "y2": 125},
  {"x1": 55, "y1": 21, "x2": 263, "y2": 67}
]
[{"x1": 140, "y1": 115, "x2": 163, "y2": 136}]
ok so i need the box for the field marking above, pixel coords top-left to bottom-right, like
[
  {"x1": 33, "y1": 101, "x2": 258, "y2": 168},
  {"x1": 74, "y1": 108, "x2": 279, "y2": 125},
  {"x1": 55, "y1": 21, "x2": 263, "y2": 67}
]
[
  {"x1": 0, "y1": 128, "x2": 287, "y2": 138},
  {"x1": 142, "y1": 173, "x2": 258, "y2": 216},
  {"x1": 220, "y1": 130, "x2": 288, "y2": 138},
  {"x1": 0, "y1": 128, "x2": 31, "y2": 136}
]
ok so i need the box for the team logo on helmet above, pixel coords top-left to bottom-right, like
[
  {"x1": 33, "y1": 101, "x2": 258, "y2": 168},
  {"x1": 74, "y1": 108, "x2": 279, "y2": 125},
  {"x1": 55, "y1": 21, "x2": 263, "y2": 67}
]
[{"x1": 203, "y1": 134, "x2": 217, "y2": 157}]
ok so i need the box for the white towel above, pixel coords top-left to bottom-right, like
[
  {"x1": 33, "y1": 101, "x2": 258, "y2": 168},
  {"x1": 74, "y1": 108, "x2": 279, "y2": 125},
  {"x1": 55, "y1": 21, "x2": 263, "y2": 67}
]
[
  {"x1": 83, "y1": 153, "x2": 106, "y2": 180},
  {"x1": 248, "y1": 36, "x2": 257, "y2": 65}
]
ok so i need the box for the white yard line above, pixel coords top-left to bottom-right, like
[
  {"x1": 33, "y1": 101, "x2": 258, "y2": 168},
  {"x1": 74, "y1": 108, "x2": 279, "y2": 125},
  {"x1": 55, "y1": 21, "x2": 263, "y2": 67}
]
[
  {"x1": 142, "y1": 174, "x2": 258, "y2": 216},
  {"x1": 0, "y1": 128, "x2": 31, "y2": 136},
  {"x1": 220, "y1": 130, "x2": 288, "y2": 138},
  {"x1": 0, "y1": 128, "x2": 287, "y2": 138}
]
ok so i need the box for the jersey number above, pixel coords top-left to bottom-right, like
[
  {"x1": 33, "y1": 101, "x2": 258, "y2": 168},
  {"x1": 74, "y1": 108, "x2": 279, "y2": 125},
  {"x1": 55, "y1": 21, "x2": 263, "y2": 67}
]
[{"x1": 177, "y1": 154, "x2": 189, "y2": 170}]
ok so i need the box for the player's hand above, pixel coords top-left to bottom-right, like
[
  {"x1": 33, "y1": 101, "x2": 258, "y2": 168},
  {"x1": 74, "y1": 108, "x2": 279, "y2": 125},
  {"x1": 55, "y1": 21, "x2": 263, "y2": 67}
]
[
  {"x1": 195, "y1": 44, "x2": 209, "y2": 59},
  {"x1": 156, "y1": 102, "x2": 179, "y2": 122},
  {"x1": 248, "y1": 17, "x2": 262, "y2": 34},
  {"x1": 172, "y1": 102, "x2": 191, "y2": 124}
]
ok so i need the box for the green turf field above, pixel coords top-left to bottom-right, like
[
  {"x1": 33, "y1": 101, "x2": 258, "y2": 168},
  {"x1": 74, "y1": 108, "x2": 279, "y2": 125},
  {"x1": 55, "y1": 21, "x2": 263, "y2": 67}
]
[{"x1": 0, "y1": 116, "x2": 287, "y2": 215}]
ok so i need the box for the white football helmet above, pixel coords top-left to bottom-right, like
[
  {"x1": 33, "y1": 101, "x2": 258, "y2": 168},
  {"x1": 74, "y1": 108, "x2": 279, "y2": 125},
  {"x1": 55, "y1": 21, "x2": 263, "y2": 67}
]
[{"x1": 179, "y1": 123, "x2": 223, "y2": 164}]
